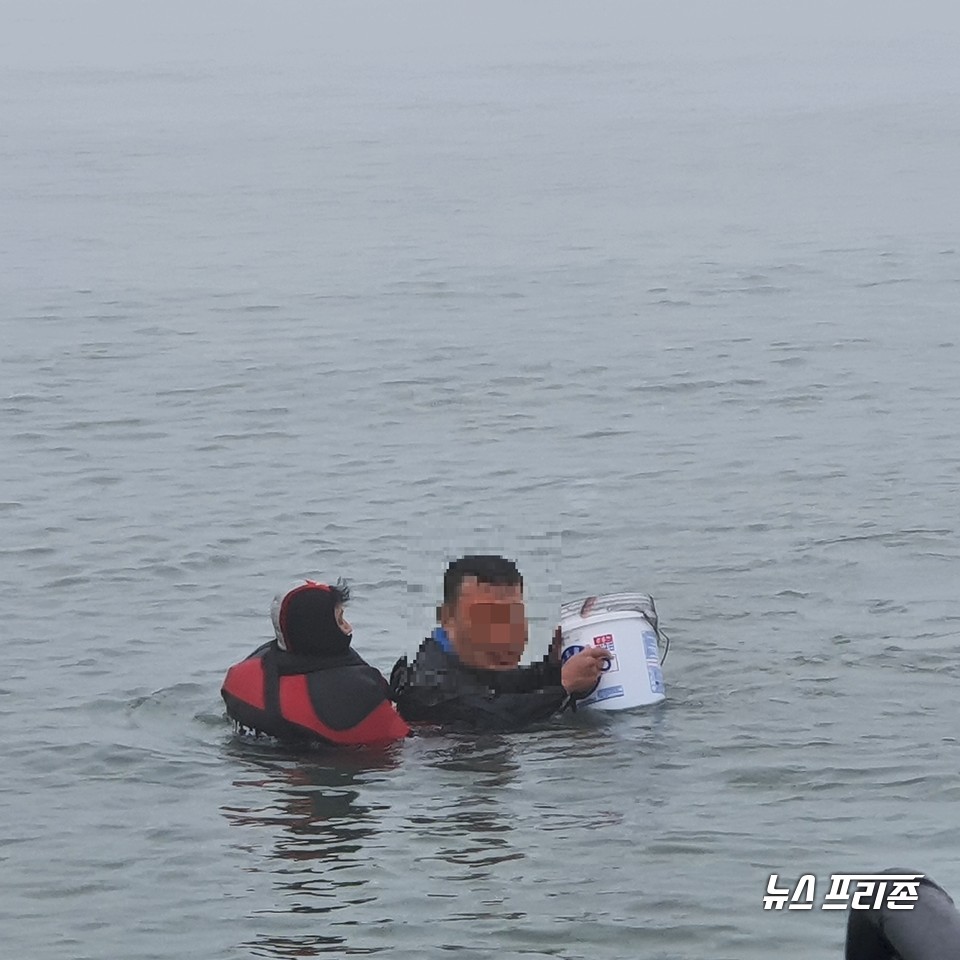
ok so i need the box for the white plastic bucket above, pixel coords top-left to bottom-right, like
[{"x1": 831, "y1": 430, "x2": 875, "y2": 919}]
[{"x1": 559, "y1": 593, "x2": 666, "y2": 711}]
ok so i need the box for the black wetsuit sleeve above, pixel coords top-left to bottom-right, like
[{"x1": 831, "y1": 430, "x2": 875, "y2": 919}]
[
  {"x1": 495, "y1": 657, "x2": 598, "y2": 704},
  {"x1": 492, "y1": 658, "x2": 562, "y2": 693},
  {"x1": 396, "y1": 681, "x2": 569, "y2": 732},
  {"x1": 390, "y1": 647, "x2": 571, "y2": 732}
]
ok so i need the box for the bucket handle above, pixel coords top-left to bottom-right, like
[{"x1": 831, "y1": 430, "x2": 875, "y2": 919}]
[{"x1": 658, "y1": 627, "x2": 671, "y2": 665}]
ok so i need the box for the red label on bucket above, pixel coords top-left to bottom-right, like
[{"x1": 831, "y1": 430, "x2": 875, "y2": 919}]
[{"x1": 592, "y1": 634, "x2": 618, "y2": 673}]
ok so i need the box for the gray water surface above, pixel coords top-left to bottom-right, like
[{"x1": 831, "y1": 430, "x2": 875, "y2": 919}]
[{"x1": 2, "y1": 3, "x2": 959, "y2": 958}]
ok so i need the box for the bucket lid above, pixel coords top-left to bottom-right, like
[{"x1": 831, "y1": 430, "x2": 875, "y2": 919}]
[{"x1": 559, "y1": 592, "x2": 658, "y2": 628}]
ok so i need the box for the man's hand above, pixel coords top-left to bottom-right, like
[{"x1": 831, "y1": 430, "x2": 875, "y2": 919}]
[{"x1": 561, "y1": 647, "x2": 610, "y2": 694}]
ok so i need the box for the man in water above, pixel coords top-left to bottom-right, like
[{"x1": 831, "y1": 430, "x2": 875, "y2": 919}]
[{"x1": 389, "y1": 554, "x2": 609, "y2": 731}]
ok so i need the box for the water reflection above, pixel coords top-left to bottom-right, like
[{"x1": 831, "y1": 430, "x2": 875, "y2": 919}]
[
  {"x1": 222, "y1": 739, "x2": 402, "y2": 957},
  {"x1": 421, "y1": 732, "x2": 521, "y2": 785},
  {"x1": 407, "y1": 735, "x2": 529, "y2": 925},
  {"x1": 218, "y1": 722, "x2": 664, "y2": 955}
]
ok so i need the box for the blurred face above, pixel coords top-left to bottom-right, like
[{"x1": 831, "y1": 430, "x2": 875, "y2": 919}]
[
  {"x1": 441, "y1": 577, "x2": 527, "y2": 670},
  {"x1": 335, "y1": 603, "x2": 352, "y2": 636}
]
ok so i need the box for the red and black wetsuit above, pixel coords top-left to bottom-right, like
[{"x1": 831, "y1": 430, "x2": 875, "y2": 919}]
[{"x1": 222, "y1": 641, "x2": 410, "y2": 746}]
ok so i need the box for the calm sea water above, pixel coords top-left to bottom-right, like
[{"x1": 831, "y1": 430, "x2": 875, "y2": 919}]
[{"x1": 3, "y1": 3, "x2": 960, "y2": 958}]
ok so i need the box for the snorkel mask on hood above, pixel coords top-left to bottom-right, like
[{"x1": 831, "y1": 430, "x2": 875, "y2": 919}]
[{"x1": 270, "y1": 579, "x2": 352, "y2": 657}]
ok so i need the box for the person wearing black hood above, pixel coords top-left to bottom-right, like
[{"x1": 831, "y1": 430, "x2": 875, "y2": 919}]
[{"x1": 221, "y1": 579, "x2": 410, "y2": 746}]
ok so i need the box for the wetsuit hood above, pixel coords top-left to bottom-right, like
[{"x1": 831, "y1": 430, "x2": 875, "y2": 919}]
[{"x1": 270, "y1": 580, "x2": 352, "y2": 657}]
